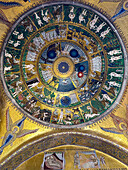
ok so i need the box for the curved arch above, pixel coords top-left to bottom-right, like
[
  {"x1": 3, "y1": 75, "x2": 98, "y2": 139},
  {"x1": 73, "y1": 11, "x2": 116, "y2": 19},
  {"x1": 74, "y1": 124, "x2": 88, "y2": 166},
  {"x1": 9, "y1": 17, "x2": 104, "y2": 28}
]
[{"x1": 0, "y1": 132, "x2": 128, "y2": 169}]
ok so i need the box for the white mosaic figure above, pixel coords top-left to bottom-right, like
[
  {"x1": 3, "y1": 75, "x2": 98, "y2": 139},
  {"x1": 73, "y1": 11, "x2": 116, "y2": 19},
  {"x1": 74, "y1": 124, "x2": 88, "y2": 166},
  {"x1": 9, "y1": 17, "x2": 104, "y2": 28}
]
[
  {"x1": 20, "y1": 20, "x2": 31, "y2": 32},
  {"x1": 64, "y1": 44, "x2": 73, "y2": 53},
  {"x1": 13, "y1": 86, "x2": 23, "y2": 97},
  {"x1": 13, "y1": 56, "x2": 20, "y2": 64},
  {"x1": 55, "y1": 94, "x2": 60, "y2": 106},
  {"x1": 13, "y1": 31, "x2": 19, "y2": 35},
  {"x1": 42, "y1": 10, "x2": 50, "y2": 23},
  {"x1": 16, "y1": 81, "x2": 22, "y2": 87},
  {"x1": 26, "y1": 95, "x2": 31, "y2": 101},
  {"x1": 34, "y1": 12, "x2": 40, "y2": 19},
  {"x1": 49, "y1": 31, "x2": 55, "y2": 40},
  {"x1": 18, "y1": 33, "x2": 24, "y2": 40},
  {"x1": 38, "y1": 20, "x2": 43, "y2": 27},
  {"x1": 4, "y1": 66, "x2": 12, "y2": 74},
  {"x1": 24, "y1": 64, "x2": 35, "y2": 71},
  {"x1": 28, "y1": 82, "x2": 39, "y2": 89},
  {"x1": 13, "y1": 81, "x2": 23, "y2": 97},
  {"x1": 102, "y1": 94, "x2": 113, "y2": 103},
  {"x1": 100, "y1": 27, "x2": 111, "y2": 39},
  {"x1": 13, "y1": 31, "x2": 24, "y2": 39},
  {"x1": 85, "y1": 113, "x2": 100, "y2": 120},
  {"x1": 41, "y1": 31, "x2": 47, "y2": 39},
  {"x1": 25, "y1": 24, "x2": 33, "y2": 32},
  {"x1": 95, "y1": 22, "x2": 106, "y2": 33},
  {"x1": 79, "y1": 9, "x2": 87, "y2": 23},
  {"x1": 64, "y1": 120, "x2": 72, "y2": 125},
  {"x1": 91, "y1": 56, "x2": 102, "y2": 73},
  {"x1": 43, "y1": 74, "x2": 53, "y2": 81},
  {"x1": 109, "y1": 72, "x2": 123, "y2": 79},
  {"x1": 74, "y1": 152, "x2": 80, "y2": 169},
  {"x1": 14, "y1": 41, "x2": 20, "y2": 47},
  {"x1": 8, "y1": 40, "x2": 14, "y2": 44},
  {"x1": 62, "y1": 79, "x2": 68, "y2": 85},
  {"x1": 69, "y1": 6, "x2": 75, "y2": 21},
  {"x1": 108, "y1": 49, "x2": 122, "y2": 55},
  {"x1": 116, "y1": 68, "x2": 123, "y2": 73},
  {"x1": 45, "y1": 32, "x2": 50, "y2": 41},
  {"x1": 6, "y1": 58, "x2": 11, "y2": 65},
  {"x1": 104, "y1": 102, "x2": 110, "y2": 109},
  {"x1": 87, "y1": 106, "x2": 93, "y2": 114},
  {"x1": 5, "y1": 50, "x2": 13, "y2": 58},
  {"x1": 108, "y1": 81, "x2": 121, "y2": 87},
  {"x1": 90, "y1": 15, "x2": 99, "y2": 29},
  {"x1": 24, "y1": 72, "x2": 27, "y2": 79},
  {"x1": 6, "y1": 74, "x2": 19, "y2": 81},
  {"x1": 34, "y1": 12, "x2": 43, "y2": 27},
  {"x1": 59, "y1": 109, "x2": 63, "y2": 123},
  {"x1": 109, "y1": 55, "x2": 122, "y2": 62}
]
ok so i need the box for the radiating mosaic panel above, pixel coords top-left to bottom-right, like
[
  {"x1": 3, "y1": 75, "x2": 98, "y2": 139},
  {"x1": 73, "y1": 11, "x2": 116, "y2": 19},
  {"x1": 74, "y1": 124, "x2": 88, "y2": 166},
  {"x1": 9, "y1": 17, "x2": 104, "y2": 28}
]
[{"x1": 1, "y1": 2, "x2": 127, "y2": 128}]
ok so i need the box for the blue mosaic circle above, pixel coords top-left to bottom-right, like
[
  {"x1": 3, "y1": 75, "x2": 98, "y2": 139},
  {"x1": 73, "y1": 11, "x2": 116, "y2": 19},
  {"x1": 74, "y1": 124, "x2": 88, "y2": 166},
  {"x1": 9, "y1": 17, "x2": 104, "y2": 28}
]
[
  {"x1": 58, "y1": 62, "x2": 69, "y2": 73},
  {"x1": 61, "y1": 96, "x2": 71, "y2": 107},
  {"x1": 70, "y1": 49, "x2": 78, "y2": 58},
  {"x1": 79, "y1": 65, "x2": 85, "y2": 72},
  {"x1": 47, "y1": 50, "x2": 56, "y2": 59}
]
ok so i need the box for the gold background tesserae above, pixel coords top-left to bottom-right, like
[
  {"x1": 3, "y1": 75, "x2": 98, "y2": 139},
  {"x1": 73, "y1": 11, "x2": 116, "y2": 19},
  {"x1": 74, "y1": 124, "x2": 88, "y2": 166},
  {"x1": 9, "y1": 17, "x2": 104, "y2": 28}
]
[{"x1": 0, "y1": 0, "x2": 128, "y2": 169}]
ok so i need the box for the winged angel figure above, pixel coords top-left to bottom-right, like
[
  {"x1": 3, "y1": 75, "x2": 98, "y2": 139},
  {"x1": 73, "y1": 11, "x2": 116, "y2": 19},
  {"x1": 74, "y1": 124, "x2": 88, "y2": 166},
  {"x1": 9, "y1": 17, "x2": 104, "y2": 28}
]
[
  {"x1": 0, "y1": 108, "x2": 38, "y2": 155},
  {"x1": 100, "y1": 105, "x2": 128, "y2": 140},
  {"x1": 99, "y1": 0, "x2": 128, "y2": 21}
]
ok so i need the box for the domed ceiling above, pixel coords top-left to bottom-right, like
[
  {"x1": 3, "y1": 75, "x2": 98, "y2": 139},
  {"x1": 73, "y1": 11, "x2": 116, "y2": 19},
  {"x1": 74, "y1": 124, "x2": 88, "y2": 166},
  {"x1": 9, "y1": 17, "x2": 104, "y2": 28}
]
[
  {"x1": 1, "y1": 1, "x2": 127, "y2": 128},
  {"x1": 0, "y1": 0, "x2": 128, "y2": 169}
]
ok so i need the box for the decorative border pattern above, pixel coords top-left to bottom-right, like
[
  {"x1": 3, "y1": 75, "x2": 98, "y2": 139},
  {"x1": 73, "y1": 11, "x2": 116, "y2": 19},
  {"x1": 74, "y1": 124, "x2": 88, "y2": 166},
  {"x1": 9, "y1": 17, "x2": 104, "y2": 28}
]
[{"x1": 0, "y1": 132, "x2": 128, "y2": 169}]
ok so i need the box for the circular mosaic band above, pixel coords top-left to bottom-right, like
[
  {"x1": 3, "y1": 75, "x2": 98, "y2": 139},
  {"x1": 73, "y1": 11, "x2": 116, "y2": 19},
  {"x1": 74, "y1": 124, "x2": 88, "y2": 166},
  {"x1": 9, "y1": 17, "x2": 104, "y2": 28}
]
[{"x1": 0, "y1": 1, "x2": 127, "y2": 128}]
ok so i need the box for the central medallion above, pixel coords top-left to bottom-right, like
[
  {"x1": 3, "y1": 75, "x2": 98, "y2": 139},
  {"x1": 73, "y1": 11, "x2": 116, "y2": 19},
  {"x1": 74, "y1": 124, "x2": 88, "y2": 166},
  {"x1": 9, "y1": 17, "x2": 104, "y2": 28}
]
[
  {"x1": 38, "y1": 41, "x2": 89, "y2": 93},
  {"x1": 53, "y1": 56, "x2": 75, "y2": 78},
  {"x1": 58, "y1": 62, "x2": 69, "y2": 73}
]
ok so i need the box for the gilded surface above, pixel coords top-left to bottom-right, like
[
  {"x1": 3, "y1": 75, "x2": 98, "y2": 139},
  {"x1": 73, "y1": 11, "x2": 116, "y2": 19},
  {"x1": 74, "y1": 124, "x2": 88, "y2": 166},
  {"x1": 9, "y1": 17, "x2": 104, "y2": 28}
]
[
  {"x1": 0, "y1": 0, "x2": 127, "y2": 169},
  {"x1": 16, "y1": 146, "x2": 128, "y2": 170}
]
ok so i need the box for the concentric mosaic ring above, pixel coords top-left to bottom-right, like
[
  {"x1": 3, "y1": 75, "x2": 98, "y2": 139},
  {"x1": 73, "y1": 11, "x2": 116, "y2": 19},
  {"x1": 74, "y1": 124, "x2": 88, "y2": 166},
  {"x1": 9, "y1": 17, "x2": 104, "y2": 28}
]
[
  {"x1": 52, "y1": 56, "x2": 75, "y2": 78},
  {"x1": 1, "y1": 1, "x2": 127, "y2": 128}
]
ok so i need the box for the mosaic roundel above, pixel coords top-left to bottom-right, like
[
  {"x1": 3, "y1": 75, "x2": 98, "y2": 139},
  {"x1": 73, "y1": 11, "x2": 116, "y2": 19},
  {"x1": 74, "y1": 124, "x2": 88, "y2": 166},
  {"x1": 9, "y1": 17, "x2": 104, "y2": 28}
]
[{"x1": 1, "y1": 2, "x2": 127, "y2": 128}]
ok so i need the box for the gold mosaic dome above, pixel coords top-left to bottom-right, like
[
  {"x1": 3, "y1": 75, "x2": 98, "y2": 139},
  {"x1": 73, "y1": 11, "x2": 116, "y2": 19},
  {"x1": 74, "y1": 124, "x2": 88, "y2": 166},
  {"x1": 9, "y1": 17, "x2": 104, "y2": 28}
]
[
  {"x1": 1, "y1": 1, "x2": 127, "y2": 128},
  {"x1": 0, "y1": 0, "x2": 128, "y2": 169}
]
